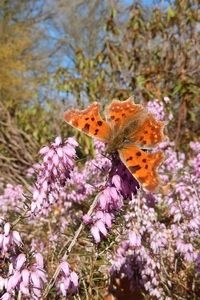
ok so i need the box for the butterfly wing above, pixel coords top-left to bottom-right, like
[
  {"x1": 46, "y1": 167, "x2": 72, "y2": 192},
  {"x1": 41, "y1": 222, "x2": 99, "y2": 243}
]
[
  {"x1": 118, "y1": 145, "x2": 164, "y2": 192},
  {"x1": 105, "y1": 97, "x2": 145, "y2": 131},
  {"x1": 64, "y1": 102, "x2": 111, "y2": 141},
  {"x1": 106, "y1": 97, "x2": 165, "y2": 148},
  {"x1": 131, "y1": 114, "x2": 165, "y2": 148}
]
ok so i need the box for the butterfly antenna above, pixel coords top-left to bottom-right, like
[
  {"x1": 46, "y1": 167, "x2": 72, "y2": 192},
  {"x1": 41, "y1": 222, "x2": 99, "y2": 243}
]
[{"x1": 90, "y1": 161, "x2": 109, "y2": 173}]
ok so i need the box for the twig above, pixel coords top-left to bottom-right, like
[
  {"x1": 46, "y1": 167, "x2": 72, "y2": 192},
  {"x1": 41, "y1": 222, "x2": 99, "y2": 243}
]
[{"x1": 43, "y1": 193, "x2": 99, "y2": 298}]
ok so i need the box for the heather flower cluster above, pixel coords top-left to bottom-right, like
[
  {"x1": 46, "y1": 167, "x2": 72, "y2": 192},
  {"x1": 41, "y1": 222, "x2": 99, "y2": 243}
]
[
  {"x1": 147, "y1": 99, "x2": 166, "y2": 121},
  {"x1": 83, "y1": 155, "x2": 139, "y2": 243},
  {"x1": 0, "y1": 222, "x2": 22, "y2": 255},
  {"x1": 147, "y1": 97, "x2": 173, "y2": 122},
  {"x1": 0, "y1": 184, "x2": 24, "y2": 215},
  {"x1": 31, "y1": 136, "x2": 78, "y2": 215},
  {"x1": 1, "y1": 253, "x2": 47, "y2": 300},
  {"x1": 189, "y1": 141, "x2": 200, "y2": 178},
  {"x1": 0, "y1": 221, "x2": 47, "y2": 300},
  {"x1": 56, "y1": 261, "x2": 79, "y2": 297},
  {"x1": 65, "y1": 140, "x2": 111, "y2": 203}
]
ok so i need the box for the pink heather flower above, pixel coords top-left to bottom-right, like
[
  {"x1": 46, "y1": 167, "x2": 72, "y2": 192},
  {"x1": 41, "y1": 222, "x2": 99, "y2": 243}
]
[
  {"x1": 129, "y1": 231, "x2": 141, "y2": 247},
  {"x1": 34, "y1": 253, "x2": 44, "y2": 268},
  {"x1": 19, "y1": 282, "x2": 29, "y2": 296},
  {"x1": 111, "y1": 175, "x2": 122, "y2": 190},
  {"x1": 0, "y1": 184, "x2": 24, "y2": 214},
  {"x1": 1, "y1": 292, "x2": 15, "y2": 300},
  {"x1": 30, "y1": 271, "x2": 41, "y2": 288},
  {"x1": 1, "y1": 250, "x2": 47, "y2": 299},
  {"x1": 189, "y1": 141, "x2": 200, "y2": 153},
  {"x1": 21, "y1": 269, "x2": 30, "y2": 286},
  {"x1": 98, "y1": 186, "x2": 123, "y2": 211},
  {"x1": 70, "y1": 271, "x2": 78, "y2": 287},
  {"x1": 57, "y1": 260, "x2": 79, "y2": 296},
  {"x1": 82, "y1": 214, "x2": 92, "y2": 224},
  {"x1": 91, "y1": 226, "x2": 101, "y2": 243},
  {"x1": 31, "y1": 136, "x2": 78, "y2": 215},
  {"x1": 16, "y1": 254, "x2": 26, "y2": 271},
  {"x1": 59, "y1": 261, "x2": 69, "y2": 276},
  {"x1": 90, "y1": 216, "x2": 109, "y2": 243},
  {"x1": 0, "y1": 222, "x2": 22, "y2": 255},
  {"x1": 7, "y1": 271, "x2": 21, "y2": 291},
  {"x1": 12, "y1": 231, "x2": 23, "y2": 247},
  {"x1": 0, "y1": 276, "x2": 5, "y2": 290},
  {"x1": 189, "y1": 141, "x2": 200, "y2": 178},
  {"x1": 4, "y1": 223, "x2": 11, "y2": 236},
  {"x1": 176, "y1": 240, "x2": 197, "y2": 262},
  {"x1": 147, "y1": 99, "x2": 165, "y2": 121}
]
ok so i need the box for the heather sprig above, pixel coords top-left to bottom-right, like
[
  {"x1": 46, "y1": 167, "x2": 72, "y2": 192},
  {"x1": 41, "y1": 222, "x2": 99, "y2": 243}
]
[
  {"x1": 56, "y1": 261, "x2": 79, "y2": 297},
  {"x1": 0, "y1": 220, "x2": 47, "y2": 300},
  {"x1": 83, "y1": 154, "x2": 139, "y2": 243},
  {"x1": 31, "y1": 136, "x2": 78, "y2": 215}
]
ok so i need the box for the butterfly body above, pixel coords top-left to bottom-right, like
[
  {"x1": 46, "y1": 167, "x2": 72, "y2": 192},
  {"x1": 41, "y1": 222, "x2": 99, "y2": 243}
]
[
  {"x1": 64, "y1": 97, "x2": 165, "y2": 192},
  {"x1": 106, "y1": 110, "x2": 151, "y2": 154}
]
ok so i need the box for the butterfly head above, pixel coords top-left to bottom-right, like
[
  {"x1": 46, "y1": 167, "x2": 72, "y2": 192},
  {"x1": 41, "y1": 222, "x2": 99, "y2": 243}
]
[{"x1": 106, "y1": 134, "x2": 131, "y2": 154}]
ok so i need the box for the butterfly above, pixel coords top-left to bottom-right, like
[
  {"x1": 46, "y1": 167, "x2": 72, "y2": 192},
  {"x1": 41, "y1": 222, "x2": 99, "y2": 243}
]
[{"x1": 64, "y1": 97, "x2": 165, "y2": 192}]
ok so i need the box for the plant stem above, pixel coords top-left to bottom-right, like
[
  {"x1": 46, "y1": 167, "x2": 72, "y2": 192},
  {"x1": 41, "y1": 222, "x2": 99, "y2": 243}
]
[{"x1": 43, "y1": 193, "x2": 99, "y2": 298}]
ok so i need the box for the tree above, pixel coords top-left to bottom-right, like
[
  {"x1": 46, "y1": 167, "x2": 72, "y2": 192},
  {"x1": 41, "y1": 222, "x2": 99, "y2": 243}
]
[{"x1": 55, "y1": 0, "x2": 200, "y2": 147}]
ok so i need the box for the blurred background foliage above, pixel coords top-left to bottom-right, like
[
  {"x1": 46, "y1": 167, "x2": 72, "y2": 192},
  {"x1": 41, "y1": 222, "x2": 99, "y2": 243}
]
[{"x1": 0, "y1": 0, "x2": 200, "y2": 184}]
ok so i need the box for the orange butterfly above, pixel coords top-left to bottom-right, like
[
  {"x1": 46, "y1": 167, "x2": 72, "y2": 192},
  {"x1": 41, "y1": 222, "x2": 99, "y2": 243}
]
[{"x1": 64, "y1": 97, "x2": 165, "y2": 192}]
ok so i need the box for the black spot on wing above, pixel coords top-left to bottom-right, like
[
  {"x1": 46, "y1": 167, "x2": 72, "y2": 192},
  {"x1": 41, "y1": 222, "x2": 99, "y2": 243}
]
[
  {"x1": 129, "y1": 165, "x2": 141, "y2": 173},
  {"x1": 94, "y1": 129, "x2": 99, "y2": 135},
  {"x1": 136, "y1": 151, "x2": 141, "y2": 156},
  {"x1": 97, "y1": 121, "x2": 103, "y2": 126},
  {"x1": 82, "y1": 123, "x2": 90, "y2": 133},
  {"x1": 126, "y1": 156, "x2": 133, "y2": 162}
]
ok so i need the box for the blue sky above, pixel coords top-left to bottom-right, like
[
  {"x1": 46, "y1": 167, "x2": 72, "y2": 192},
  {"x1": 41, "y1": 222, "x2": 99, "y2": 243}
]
[{"x1": 123, "y1": 0, "x2": 154, "y2": 6}]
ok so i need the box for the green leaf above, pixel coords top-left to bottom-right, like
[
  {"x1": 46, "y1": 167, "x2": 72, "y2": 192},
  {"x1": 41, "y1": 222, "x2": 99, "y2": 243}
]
[{"x1": 167, "y1": 7, "x2": 176, "y2": 21}]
